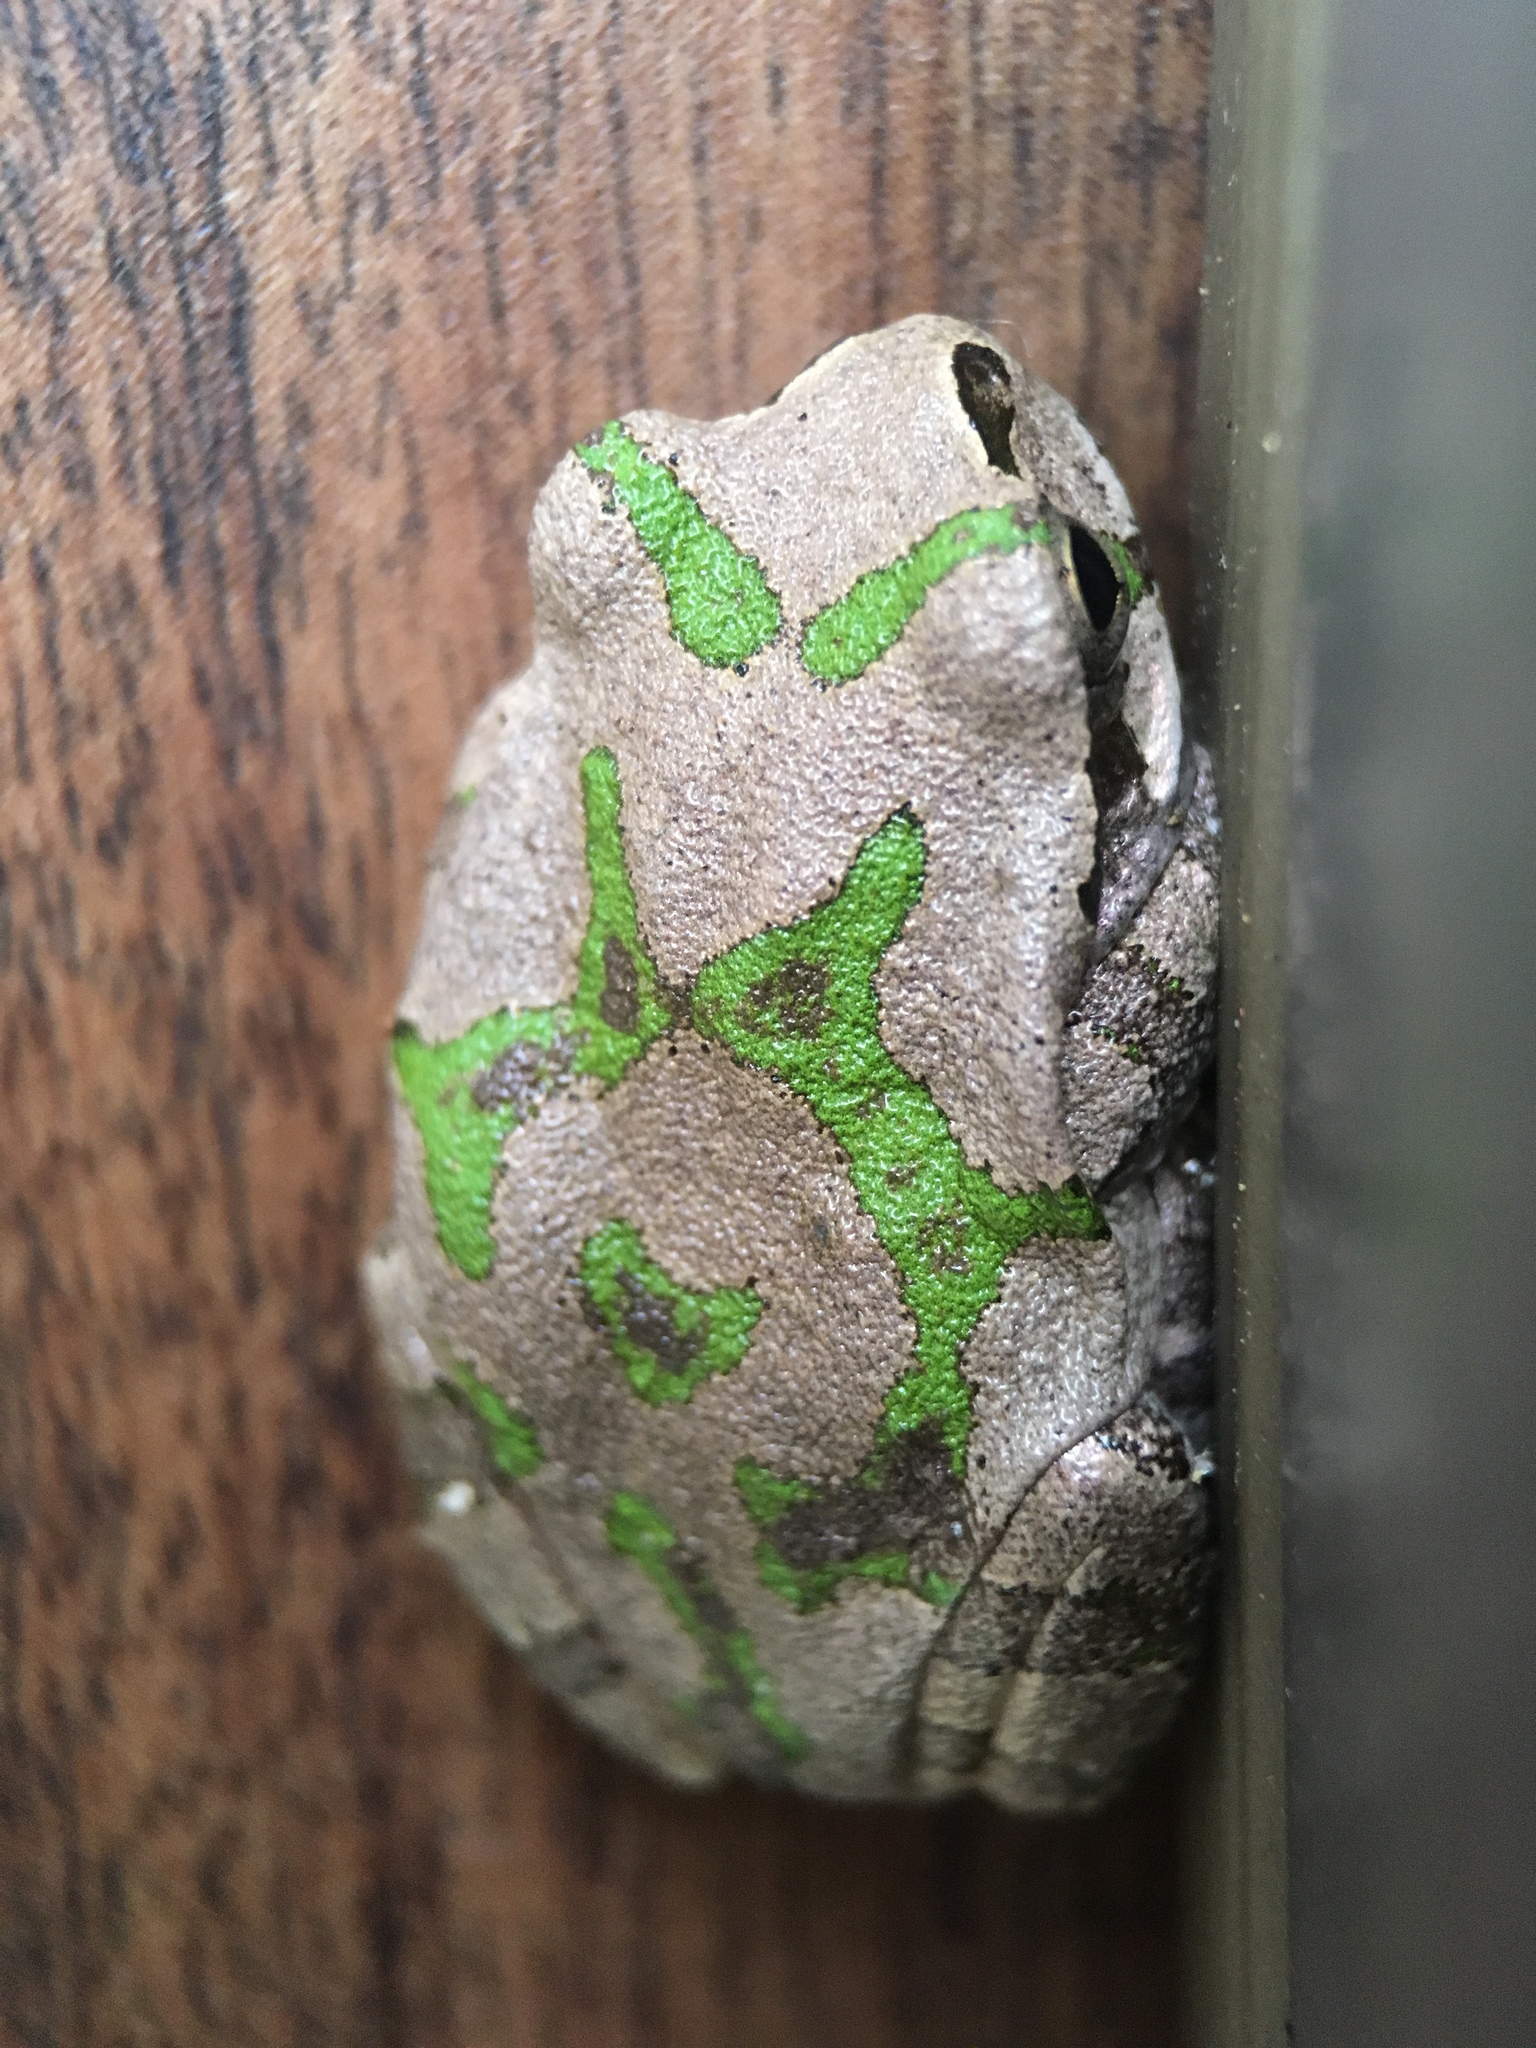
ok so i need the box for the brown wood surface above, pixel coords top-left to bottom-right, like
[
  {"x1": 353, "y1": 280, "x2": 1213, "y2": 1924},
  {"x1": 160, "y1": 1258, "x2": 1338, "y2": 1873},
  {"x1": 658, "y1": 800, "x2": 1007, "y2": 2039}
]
[{"x1": 0, "y1": 5, "x2": 1211, "y2": 2043}]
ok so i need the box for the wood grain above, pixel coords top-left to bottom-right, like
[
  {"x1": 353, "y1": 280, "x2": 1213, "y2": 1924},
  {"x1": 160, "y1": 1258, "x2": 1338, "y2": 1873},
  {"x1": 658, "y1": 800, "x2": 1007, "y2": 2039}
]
[{"x1": 0, "y1": 4, "x2": 1211, "y2": 2042}]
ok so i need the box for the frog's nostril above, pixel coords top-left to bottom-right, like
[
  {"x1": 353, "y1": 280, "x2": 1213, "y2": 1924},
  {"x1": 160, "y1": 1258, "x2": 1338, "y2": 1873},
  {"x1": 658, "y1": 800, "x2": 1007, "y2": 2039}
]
[{"x1": 1069, "y1": 524, "x2": 1121, "y2": 632}]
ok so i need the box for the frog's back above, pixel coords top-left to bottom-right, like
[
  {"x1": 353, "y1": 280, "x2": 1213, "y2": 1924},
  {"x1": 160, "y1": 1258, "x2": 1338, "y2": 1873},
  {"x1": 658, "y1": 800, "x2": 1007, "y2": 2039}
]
[{"x1": 366, "y1": 317, "x2": 1217, "y2": 1808}]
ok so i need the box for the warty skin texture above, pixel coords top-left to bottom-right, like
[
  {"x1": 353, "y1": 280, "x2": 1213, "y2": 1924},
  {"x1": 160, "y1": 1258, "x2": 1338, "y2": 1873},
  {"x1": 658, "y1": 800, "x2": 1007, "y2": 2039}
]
[{"x1": 364, "y1": 317, "x2": 1219, "y2": 1810}]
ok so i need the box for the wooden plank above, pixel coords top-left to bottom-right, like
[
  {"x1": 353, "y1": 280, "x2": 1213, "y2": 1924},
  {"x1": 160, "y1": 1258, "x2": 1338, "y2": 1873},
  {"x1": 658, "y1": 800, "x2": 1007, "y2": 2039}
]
[{"x1": 0, "y1": 6, "x2": 1210, "y2": 2041}]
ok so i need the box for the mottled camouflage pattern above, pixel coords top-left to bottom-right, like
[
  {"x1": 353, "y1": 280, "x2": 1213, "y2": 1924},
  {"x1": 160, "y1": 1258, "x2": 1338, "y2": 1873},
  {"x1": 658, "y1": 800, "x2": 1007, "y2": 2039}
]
[{"x1": 364, "y1": 317, "x2": 1218, "y2": 1808}]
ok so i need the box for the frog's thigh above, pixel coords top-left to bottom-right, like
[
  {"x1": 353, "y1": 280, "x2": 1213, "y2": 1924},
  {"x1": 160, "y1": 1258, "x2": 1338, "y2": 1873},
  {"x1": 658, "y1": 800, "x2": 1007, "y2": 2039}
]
[
  {"x1": 912, "y1": 1397, "x2": 1211, "y2": 1813},
  {"x1": 397, "y1": 1387, "x2": 727, "y2": 1791}
]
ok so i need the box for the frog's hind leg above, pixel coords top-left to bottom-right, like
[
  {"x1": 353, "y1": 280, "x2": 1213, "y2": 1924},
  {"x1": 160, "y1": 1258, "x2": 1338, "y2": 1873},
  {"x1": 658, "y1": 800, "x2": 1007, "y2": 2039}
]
[
  {"x1": 395, "y1": 1382, "x2": 729, "y2": 1791},
  {"x1": 911, "y1": 1397, "x2": 1211, "y2": 1813}
]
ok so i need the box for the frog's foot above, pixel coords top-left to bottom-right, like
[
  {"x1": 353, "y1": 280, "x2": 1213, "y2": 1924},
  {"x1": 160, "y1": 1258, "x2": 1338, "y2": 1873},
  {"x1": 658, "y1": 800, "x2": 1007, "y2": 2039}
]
[
  {"x1": 394, "y1": 1381, "x2": 728, "y2": 1791},
  {"x1": 909, "y1": 1395, "x2": 1212, "y2": 1813}
]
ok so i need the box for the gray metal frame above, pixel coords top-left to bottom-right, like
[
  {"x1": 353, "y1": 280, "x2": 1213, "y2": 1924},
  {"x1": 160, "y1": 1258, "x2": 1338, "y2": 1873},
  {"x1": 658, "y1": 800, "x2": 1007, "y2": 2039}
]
[
  {"x1": 1186, "y1": 1, "x2": 1335, "y2": 2037},
  {"x1": 1191, "y1": 0, "x2": 1536, "y2": 2040},
  {"x1": 1281, "y1": 1, "x2": 1536, "y2": 2040}
]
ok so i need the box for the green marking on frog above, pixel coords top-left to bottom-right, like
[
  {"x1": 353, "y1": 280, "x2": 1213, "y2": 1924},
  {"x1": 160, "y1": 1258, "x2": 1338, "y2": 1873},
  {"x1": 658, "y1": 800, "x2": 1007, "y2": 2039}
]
[
  {"x1": 393, "y1": 747, "x2": 669, "y2": 1279},
  {"x1": 732, "y1": 1459, "x2": 814, "y2": 1527},
  {"x1": 1102, "y1": 532, "x2": 1146, "y2": 608},
  {"x1": 606, "y1": 1491, "x2": 809, "y2": 1763},
  {"x1": 734, "y1": 1428, "x2": 968, "y2": 1615},
  {"x1": 403, "y1": 750, "x2": 1104, "y2": 1446},
  {"x1": 694, "y1": 813, "x2": 1105, "y2": 1465},
  {"x1": 753, "y1": 1533, "x2": 912, "y2": 1615},
  {"x1": 444, "y1": 1361, "x2": 545, "y2": 1479},
  {"x1": 581, "y1": 1219, "x2": 763, "y2": 1405},
  {"x1": 576, "y1": 421, "x2": 782, "y2": 667},
  {"x1": 801, "y1": 504, "x2": 1052, "y2": 683}
]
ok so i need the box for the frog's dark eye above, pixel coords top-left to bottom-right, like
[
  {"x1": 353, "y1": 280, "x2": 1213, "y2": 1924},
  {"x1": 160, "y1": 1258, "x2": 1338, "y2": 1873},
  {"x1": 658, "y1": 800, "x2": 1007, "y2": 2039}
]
[
  {"x1": 1069, "y1": 523, "x2": 1121, "y2": 633},
  {"x1": 952, "y1": 343, "x2": 1019, "y2": 476}
]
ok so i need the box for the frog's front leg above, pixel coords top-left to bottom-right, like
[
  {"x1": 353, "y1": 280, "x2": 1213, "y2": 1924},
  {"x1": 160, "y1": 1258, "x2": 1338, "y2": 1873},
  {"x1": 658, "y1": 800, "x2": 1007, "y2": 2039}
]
[
  {"x1": 1063, "y1": 748, "x2": 1221, "y2": 1189},
  {"x1": 911, "y1": 1393, "x2": 1212, "y2": 1812}
]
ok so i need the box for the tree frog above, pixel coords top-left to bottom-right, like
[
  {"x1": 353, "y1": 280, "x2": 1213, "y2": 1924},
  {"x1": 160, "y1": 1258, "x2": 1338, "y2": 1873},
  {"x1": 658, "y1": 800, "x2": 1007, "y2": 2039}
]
[{"x1": 364, "y1": 316, "x2": 1218, "y2": 1812}]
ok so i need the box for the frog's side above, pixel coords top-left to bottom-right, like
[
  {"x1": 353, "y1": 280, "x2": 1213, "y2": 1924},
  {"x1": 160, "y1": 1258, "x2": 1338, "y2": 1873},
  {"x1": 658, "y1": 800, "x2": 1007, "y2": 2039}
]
[{"x1": 364, "y1": 316, "x2": 1219, "y2": 1812}]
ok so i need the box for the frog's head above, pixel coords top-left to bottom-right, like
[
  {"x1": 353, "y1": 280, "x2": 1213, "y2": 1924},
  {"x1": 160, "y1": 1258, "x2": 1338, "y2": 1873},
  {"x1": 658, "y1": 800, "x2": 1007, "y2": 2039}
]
[
  {"x1": 534, "y1": 314, "x2": 1192, "y2": 977},
  {"x1": 756, "y1": 313, "x2": 1193, "y2": 958}
]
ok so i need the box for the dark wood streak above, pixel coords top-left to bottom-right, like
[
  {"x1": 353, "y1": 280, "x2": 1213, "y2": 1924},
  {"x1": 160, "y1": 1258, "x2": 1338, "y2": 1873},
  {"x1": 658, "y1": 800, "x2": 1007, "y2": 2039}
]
[
  {"x1": 597, "y1": 0, "x2": 649, "y2": 411},
  {"x1": 850, "y1": 0, "x2": 890, "y2": 327},
  {"x1": 0, "y1": 5, "x2": 1209, "y2": 2041}
]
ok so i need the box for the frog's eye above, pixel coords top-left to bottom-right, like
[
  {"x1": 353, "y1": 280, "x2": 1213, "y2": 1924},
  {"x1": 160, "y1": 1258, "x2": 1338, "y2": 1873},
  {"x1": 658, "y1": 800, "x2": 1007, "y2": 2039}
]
[
  {"x1": 952, "y1": 343, "x2": 1020, "y2": 476},
  {"x1": 1068, "y1": 523, "x2": 1122, "y2": 633}
]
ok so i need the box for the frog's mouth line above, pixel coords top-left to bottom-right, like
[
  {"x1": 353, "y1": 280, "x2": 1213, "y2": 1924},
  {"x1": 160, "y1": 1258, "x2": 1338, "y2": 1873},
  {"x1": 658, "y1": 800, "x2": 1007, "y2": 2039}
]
[{"x1": 946, "y1": 338, "x2": 1185, "y2": 969}]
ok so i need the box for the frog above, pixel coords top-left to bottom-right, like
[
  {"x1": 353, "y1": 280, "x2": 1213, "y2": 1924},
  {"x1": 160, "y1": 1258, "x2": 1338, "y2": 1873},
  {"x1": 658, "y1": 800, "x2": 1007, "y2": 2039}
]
[{"x1": 362, "y1": 315, "x2": 1219, "y2": 1813}]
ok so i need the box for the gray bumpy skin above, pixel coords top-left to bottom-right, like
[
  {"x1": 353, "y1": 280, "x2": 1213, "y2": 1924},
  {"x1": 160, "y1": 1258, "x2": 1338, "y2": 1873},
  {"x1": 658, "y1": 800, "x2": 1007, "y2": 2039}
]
[{"x1": 363, "y1": 316, "x2": 1220, "y2": 1812}]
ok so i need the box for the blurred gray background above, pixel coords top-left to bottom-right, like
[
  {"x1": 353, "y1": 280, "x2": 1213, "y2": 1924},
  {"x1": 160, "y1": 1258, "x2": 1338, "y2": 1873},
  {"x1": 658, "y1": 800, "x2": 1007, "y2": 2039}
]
[{"x1": 1284, "y1": 0, "x2": 1536, "y2": 2038}]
